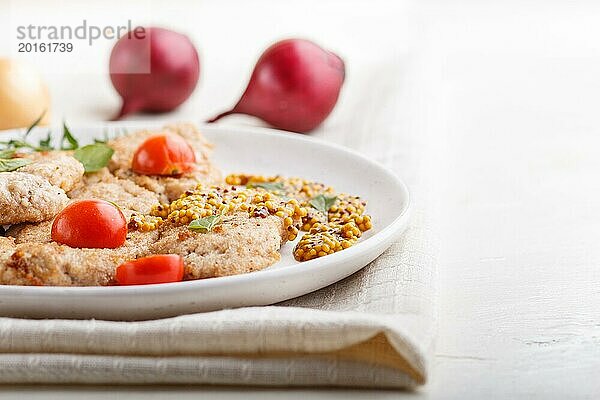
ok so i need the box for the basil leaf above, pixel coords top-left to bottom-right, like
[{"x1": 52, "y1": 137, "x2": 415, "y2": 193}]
[
  {"x1": 24, "y1": 110, "x2": 46, "y2": 138},
  {"x1": 73, "y1": 143, "x2": 114, "y2": 173},
  {"x1": 61, "y1": 122, "x2": 79, "y2": 150},
  {"x1": 0, "y1": 158, "x2": 32, "y2": 172},
  {"x1": 309, "y1": 194, "x2": 337, "y2": 214},
  {"x1": 188, "y1": 214, "x2": 222, "y2": 233},
  {"x1": 0, "y1": 149, "x2": 16, "y2": 159},
  {"x1": 247, "y1": 181, "x2": 286, "y2": 193}
]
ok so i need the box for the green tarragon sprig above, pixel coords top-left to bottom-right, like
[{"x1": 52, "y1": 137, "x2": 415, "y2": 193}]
[{"x1": 0, "y1": 112, "x2": 114, "y2": 173}]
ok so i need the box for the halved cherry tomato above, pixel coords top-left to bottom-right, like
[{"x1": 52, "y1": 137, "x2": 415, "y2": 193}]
[
  {"x1": 51, "y1": 199, "x2": 127, "y2": 248},
  {"x1": 115, "y1": 254, "x2": 184, "y2": 285},
  {"x1": 132, "y1": 133, "x2": 196, "y2": 176}
]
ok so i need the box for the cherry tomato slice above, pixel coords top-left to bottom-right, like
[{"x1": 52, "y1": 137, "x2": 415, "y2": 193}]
[
  {"x1": 51, "y1": 199, "x2": 127, "y2": 249},
  {"x1": 132, "y1": 133, "x2": 196, "y2": 176},
  {"x1": 115, "y1": 254, "x2": 184, "y2": 285}
]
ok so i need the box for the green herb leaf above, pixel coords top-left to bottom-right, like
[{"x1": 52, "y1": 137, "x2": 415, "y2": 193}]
[
  {"x1": 38, "y1": 131, "x2": 53, "y2": 151},
  {"x1": 0, "y1": 158, "x2": 32, "y2": 172},
  {"x1": 61, "y1": 122, "x2": 79, "y2": 150},
  {"x1": 0, "y1": 149, "x2": 16, "y2": 159},
  {"x1": 188, "y1": 214, "x2": 222, "y2": 233},
  {"x1": 24, "y1": 110, "x2": 46, "y2": 138},
  {"x1": 1, "y1": 139, "x2": 36, "y2": 150},
  {"x1": 309, "y1": 194, "x2": 337, "y2": 214},
  {"x1": 247, "y1": 181, "x2": 286, "y2": 193},
  {"x1": 73, "y1": 143, "x2": 114, "y2": 173}
]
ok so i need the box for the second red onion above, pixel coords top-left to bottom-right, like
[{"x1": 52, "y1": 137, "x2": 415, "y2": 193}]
[{"x1": 207, "y1": 39, "x2": 345, "y2": 133}]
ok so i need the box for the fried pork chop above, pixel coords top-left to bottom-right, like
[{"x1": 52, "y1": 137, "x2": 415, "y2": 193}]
[
  {"x1": 0, "y1": 172, "x2": 69, "y2": 225},
  {"x1": 68, "y1": 168, "x2": 161, "y2": 218},
  {"x1": 19, "y1": 152, "x2": 85, "y2": 192},
  {"x1": 0, "y1": 230, "x2": 160, "y2": 286},
  {"x1": 109, "y1": 123, "x2": 222, "y2": 201},
  {"x1": 0, "y1": 152, "x2": 84, "y2": 225},
  {"x1": 150, "y1": 214, "x2": 285, "y2": 280},
  {"x1": 0, "y1": 214, "x2": 285, "y2": 286}
]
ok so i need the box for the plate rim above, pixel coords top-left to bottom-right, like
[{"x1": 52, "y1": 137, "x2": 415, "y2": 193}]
[{"x1": 0, "y1": 123, "x2": 411, "y2": 296}]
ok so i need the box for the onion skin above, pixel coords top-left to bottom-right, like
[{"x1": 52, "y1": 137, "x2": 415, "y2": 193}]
[
  {"x1": 110, "y1": 27, "x2": 200, "y2": 120},
  {"x1": 0, "y1": 59, "x2": 50, "y2": 131},
  {"x1": 208, "y1": 39, "x2": 345, "y2": 133}
]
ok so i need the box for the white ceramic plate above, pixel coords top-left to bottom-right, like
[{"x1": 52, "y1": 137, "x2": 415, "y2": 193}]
[{"x1": 0, "y1": 123, "x2": 410, "y2": 320}]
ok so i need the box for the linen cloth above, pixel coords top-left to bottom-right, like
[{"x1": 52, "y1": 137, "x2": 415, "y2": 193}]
[{"x1": 0, "y1": 54, "x2": 440, "y2": 388}]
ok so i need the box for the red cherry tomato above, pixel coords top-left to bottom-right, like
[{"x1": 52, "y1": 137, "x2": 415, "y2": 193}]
[
  {"x1": 115, "y1": 254, "x2": 184, "y2": 285},
  {"x1": 132, "y1": 133, "x2": 196, "y2": 176},
  {"x1": 51, "y1": 200, "x2": 127, "y2": 249}
]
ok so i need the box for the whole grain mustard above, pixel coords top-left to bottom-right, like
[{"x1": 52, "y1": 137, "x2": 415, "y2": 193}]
[{"x1": 226, "y1": 174, "x2": 372, "y2": 262}]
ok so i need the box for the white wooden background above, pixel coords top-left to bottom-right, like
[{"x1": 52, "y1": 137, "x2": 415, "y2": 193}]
[{"x1": 2, "y1": 0, "x2": 600, "y2": 398}]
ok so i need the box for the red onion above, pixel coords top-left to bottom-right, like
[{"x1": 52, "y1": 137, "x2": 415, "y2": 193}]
[
  {"x1": 207, "y1": 39, "x2": 345, "y2": 133},
  {"x1": 110, "y1": 27, "x2": 200, "y2": 120}
]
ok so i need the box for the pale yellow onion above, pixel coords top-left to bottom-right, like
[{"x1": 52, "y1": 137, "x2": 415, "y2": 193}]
[{"x1": 0, "y1": 58, "x2": 50, "y2": 131}]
